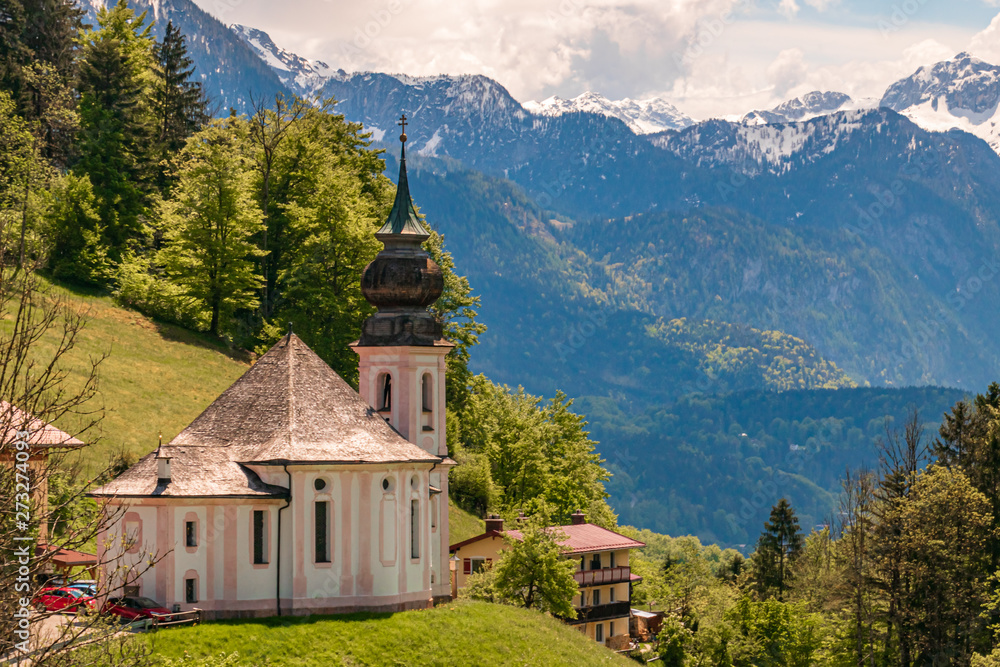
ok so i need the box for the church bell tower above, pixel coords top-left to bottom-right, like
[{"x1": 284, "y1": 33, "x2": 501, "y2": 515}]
[
  {"x1": 352, "y1": 115, "x2": 453, "y2": 601},
  {"x1": 352, "y1": 115, "x2": 452, "y2": 455}
]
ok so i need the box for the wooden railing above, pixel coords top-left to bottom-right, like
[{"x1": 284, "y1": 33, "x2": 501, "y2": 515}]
[
  {"x1": 130, "y1": 608, "x2": 202, "y2": 631},
  {"x1": 574, "y1": 566, "x2": 630, "y2": 587},
  {"x1": 569, "y1": 601, "x2": 632, "y2": 623}
]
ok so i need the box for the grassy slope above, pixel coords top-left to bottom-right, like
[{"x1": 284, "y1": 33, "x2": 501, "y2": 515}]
[
  {"x1": 28, "y1": 280, "x2": 250, "y2": 478},
  {"x1": 149, "y1": 600, "x2": 629, "y2": 666},
  {"x1": 449, "y1": 503, "x2": 485, "y2": 543}
]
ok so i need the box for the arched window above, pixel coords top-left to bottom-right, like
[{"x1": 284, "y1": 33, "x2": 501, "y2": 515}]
[
  {"x1": 378, "y1": 373, "x2": 392, "y2": 412},
  {"x1": 421, "y1": 374, "x2": 433, "y2": 413}
]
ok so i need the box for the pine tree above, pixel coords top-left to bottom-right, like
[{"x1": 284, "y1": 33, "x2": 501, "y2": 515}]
[
  {"x1": 753, "y1": 498, "x2": 803, "y2": 599},
  {"x1": 159, "y1": 120, "x2": 265, "y2": 337},
  {"x1": 152, "y1": 20, "x2": 208, "y2": 188},
  {"x1": 0, "y1": 0, "x2": 82, "y2": 166},
  {"x1": 76, "y1": 0, "x2": 155, "y2": 255}
]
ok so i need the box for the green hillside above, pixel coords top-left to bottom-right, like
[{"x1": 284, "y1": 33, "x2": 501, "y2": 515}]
[
  {"x1": 25, "y1": 279, "x2": 249, "y2": 478},
  {"x1": 148, "y1": 600, "x2": 629, "y2": 666}
]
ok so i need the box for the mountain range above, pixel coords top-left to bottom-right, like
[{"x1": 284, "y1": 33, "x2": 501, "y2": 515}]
[{"x1": 73, "y1": 0, "x2": 1000, "y2": 545}]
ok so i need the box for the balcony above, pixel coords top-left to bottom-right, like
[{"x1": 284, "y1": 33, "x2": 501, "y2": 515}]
[
  {"x1": 565, "y1": 601, "x2": 632, "y2": 624},
  {"x1": 574, "y1": 566, "x2": 631, "y2": 587}
]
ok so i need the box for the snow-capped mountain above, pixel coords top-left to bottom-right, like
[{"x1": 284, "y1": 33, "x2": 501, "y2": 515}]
[
  {"x1": 230, "y1": 24, "x2": 336, "y2": 98},
  {"x1": 650, "y1": 109, "x2": 883, "y2": 175},
  {"x1": 524, "y1": 91, "x2": 695, "y2": 134},
  {"x1": 742, "y1": 91, "x2": 857, "y2": 125},
  {"x1": 880, "y1": 52, "x2": 1000, "y2": 155}
]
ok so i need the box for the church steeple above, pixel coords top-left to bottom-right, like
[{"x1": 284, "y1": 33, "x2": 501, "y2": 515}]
[
  {"x1": 357, "y1": 115, "x2": 447, "y2": 347},
  {"x1": 376, "y1": 114, "x2": 431, "y2": 242}
]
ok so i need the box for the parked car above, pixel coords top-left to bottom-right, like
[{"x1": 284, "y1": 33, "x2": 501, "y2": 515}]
[
  {"x1": 66, "y1": 581, "x2": 97, "y2": 597},
  {"x1": 32, "y1": 586, "x2": 97, "y2": 613},
  {"x1": 102, "y1": 596, "x2": 172, "y2": 622}
]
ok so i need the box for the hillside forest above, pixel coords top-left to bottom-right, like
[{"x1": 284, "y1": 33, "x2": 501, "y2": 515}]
[{"x1": 4, "y1": 2, "x2": 1000, "y2": 665}]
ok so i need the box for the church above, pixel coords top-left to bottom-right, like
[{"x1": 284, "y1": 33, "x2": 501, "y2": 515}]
[{"x1": 91, "y1": 122, "x2": 456, "y2": 618}]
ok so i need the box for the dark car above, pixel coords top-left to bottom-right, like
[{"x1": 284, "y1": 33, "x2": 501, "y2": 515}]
[
  {"x1": 102, "y1": 596, "x2": 172, "y2": 622},
  {"x1": 32, "y1": 586, "x2": 97, "y2": 613}
]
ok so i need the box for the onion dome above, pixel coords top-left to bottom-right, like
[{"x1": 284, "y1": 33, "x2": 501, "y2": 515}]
[{"x1": 356, "y1": 115, "x2": 449, "y2": 347}]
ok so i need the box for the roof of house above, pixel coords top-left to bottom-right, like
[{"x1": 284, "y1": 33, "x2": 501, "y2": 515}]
[
  {"x1": 36, "y1": 545, "x2": 98, "y2": 567},
  {"x1": 0, "y1": 401, "x2": 84, "y2": 449},
  {"x1": 91, "y1": 334, "x2": 442, "y2": 498},
  {"x1": 506, "y1": 523, "x2": 646, "y2": 555},
  {"x1": 451, "y1": 523, "x2": 646, "y2": 556}
]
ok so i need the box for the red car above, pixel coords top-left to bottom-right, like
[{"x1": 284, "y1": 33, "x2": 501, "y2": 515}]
[
  {"x1": 102, "y1": 596, "x2": 172, "y2": 622},
  {"x1": 32, "y1": 586, "x2": 97, "y2": 613}
]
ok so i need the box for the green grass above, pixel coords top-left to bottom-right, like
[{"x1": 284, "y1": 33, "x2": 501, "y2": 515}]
[
  {"x1": 148, "y1": 599, "x2": 630, "y2": 666},
  {"x1": 24, "y1": 278, "x2": 249, "y2": 479},
  {"x1": 449, "y1": 503, "x2": 485, "y2": 543}
]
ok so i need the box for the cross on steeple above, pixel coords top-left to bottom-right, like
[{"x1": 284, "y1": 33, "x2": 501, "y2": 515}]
[{"x1": 398, "y1": 114, "x2": 408, "y2": 143}]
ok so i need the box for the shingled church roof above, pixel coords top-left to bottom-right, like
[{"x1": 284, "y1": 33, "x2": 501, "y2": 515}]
[{"x1": 91, "y1": 334, "x2": 442, "y2": 498}]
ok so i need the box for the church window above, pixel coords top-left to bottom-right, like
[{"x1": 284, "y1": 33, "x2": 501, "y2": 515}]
[
  {"x1": 253, "y1": 510, "x2": 268, "y2": 564},
  {"x1": 185, "y1": 578, "x2": 197, "y2": 603},
  {"x1": 314, "y1": 477, "x2": 327, "y2": 492},
  {"x1": 411, "y1": 474, "x2": 419, "y2": 490},
  {"x1": 382, "y1": 476, "x2": 394, "y2": 493},
  {"x1": 315, "y1": 501, "x2": 331, "y2": 563},
  {"x1": 421, "y1": 374, "x2": 433, "y2": 412},
  {"x1": 410, "y1": 499, "x2": 420, "y2": 559},
  {"x1": 378, "y1": 373, "x2": 392, "y2": 411},
  {"x1": 185, "y1": 521, "x2": 197, "y2": 548}
]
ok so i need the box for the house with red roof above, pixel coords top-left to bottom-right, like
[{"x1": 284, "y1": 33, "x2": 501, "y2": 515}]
[{"x1": 450, "y1": 511, "x2": 645, "y2": 647}]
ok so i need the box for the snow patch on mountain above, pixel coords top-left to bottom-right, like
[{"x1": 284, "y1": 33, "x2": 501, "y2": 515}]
[
  {"x1": 524, "y1": 91, "x2": 695, "y2": 134},
  {"x1": 881, "y1": 52, "x2": 1000, "y2": 155},
  {"x1": 230, "y1": 24, "x2": 335, "y2": 97},
  {"x1": 652, "y1": 110, "x2": 878, "y2": 175},
  {"x1": 741, "y1": 91, "x2": 873, "y2": 125}
]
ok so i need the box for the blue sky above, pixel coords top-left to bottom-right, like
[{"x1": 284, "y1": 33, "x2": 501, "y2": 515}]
[{"x1": 193, "y1": 0, "x2": 1000, "y2": 118}]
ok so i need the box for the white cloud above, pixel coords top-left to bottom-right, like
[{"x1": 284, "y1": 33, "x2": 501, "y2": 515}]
[
  {"x1": 968, "y1": 11, "x2": 1000, "y2": 64},
  {"x1": 197, "y1": 0, "x2": 989, "y2": 120},
  {"x1": 767, "y1": 48, "x2": 808, "y2": 95},
  {"x1": 778, "y1": 0, "x2": 800, "y2": 18}
]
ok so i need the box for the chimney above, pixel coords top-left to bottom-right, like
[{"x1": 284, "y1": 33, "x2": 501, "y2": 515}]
[
  {"x1": 155, "y1": 436, "x2": 171, "y2": 484},
  {"x1": 485, "y1": 514, "x2": 504, "y2": 533},
  {"x1": 570, "y1": 510, "x2": 586, "y2": 525}
]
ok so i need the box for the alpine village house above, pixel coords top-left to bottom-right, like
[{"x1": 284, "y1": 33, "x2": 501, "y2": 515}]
[
  {"x1": 450, "y1": 512, "x2": 645, "y2": 647},
  {"x1": 91, "y1": 122, "x2": 456, "y2": 618}
]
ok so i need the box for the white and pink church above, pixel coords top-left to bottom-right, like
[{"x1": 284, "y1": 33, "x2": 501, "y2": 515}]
[{"x1": 91, "y1": 128, "x2": 456, "y2": 618}]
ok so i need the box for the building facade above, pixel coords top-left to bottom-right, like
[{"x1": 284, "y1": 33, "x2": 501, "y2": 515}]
[
  {"x1": 91, "y1": 126, "x2": 455, "y2": 618},
  {"x1": 450, "y1": 512, "x2": 645, "y2": 646}
]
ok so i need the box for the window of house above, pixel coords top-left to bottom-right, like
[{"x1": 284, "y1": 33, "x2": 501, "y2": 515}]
[
  {"x1": 595, "y1": 623, "x2": 604, "y2": 643},
  {"x1": 593, "y1": 589, "x2": 601, "y2": 606},
  {"x1": 378, "y1": 373, "x2": 392, "y2": 411},
  {"x1": 462, "y1": 557, "x2": 493, "y2": 574},
  {"x1": 315, "y1": 501, "x2": 330, "y2": 563},
  {"x1": 410, "y1": 499, "x2": 420, "y2": 559},
  {"x1": 580, "y1": 556, "x2": 585, "y2": 571},
  {"x1": 609, "y1": 621, "x2": 615, "y2": 638},
  {"x1": 253, "y1": 510, "x2": 268, "y2": 564},
  {"x1": 185, "y1": 578, "x2": 197, "y2": 603},
  {"x1": 590, "y1": 554, "x2": 601, "y2": 570},
  {"x1": 609, "y1": 586, "x2": 615, "y2": 602},
  {"x1": 185, "y1": 521, "x2": 197, "y2": 548},
  {"x1": 609, "y1": 551, "x2": 616, "y2": 568}
]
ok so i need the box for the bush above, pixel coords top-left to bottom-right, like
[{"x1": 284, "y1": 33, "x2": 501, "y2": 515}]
[{"x1": 113, "y1": 252, "x2": 209, "y2": 331}]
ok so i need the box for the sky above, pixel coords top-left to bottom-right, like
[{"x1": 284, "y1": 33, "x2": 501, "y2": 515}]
[{"x1": 192, "y1": 0, "x2": 1000, "y2": 119}]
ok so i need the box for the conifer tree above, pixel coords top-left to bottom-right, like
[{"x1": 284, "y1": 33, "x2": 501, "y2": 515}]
[
  {"x1": 0, "y1": 0, "x2": 82, "y2": 166},
  {"x1": 76, "y1": 0, "x2": 155, "y2": 255},
  {"x1": 753, "y1": 498, "x2": 803, "y2": 599},
  {"x1": 152, "y1": 20, "x2": 208, "y2": 188},
  {"x1": 159, "y1": 119, "x2": 264, "y2": 337}
]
